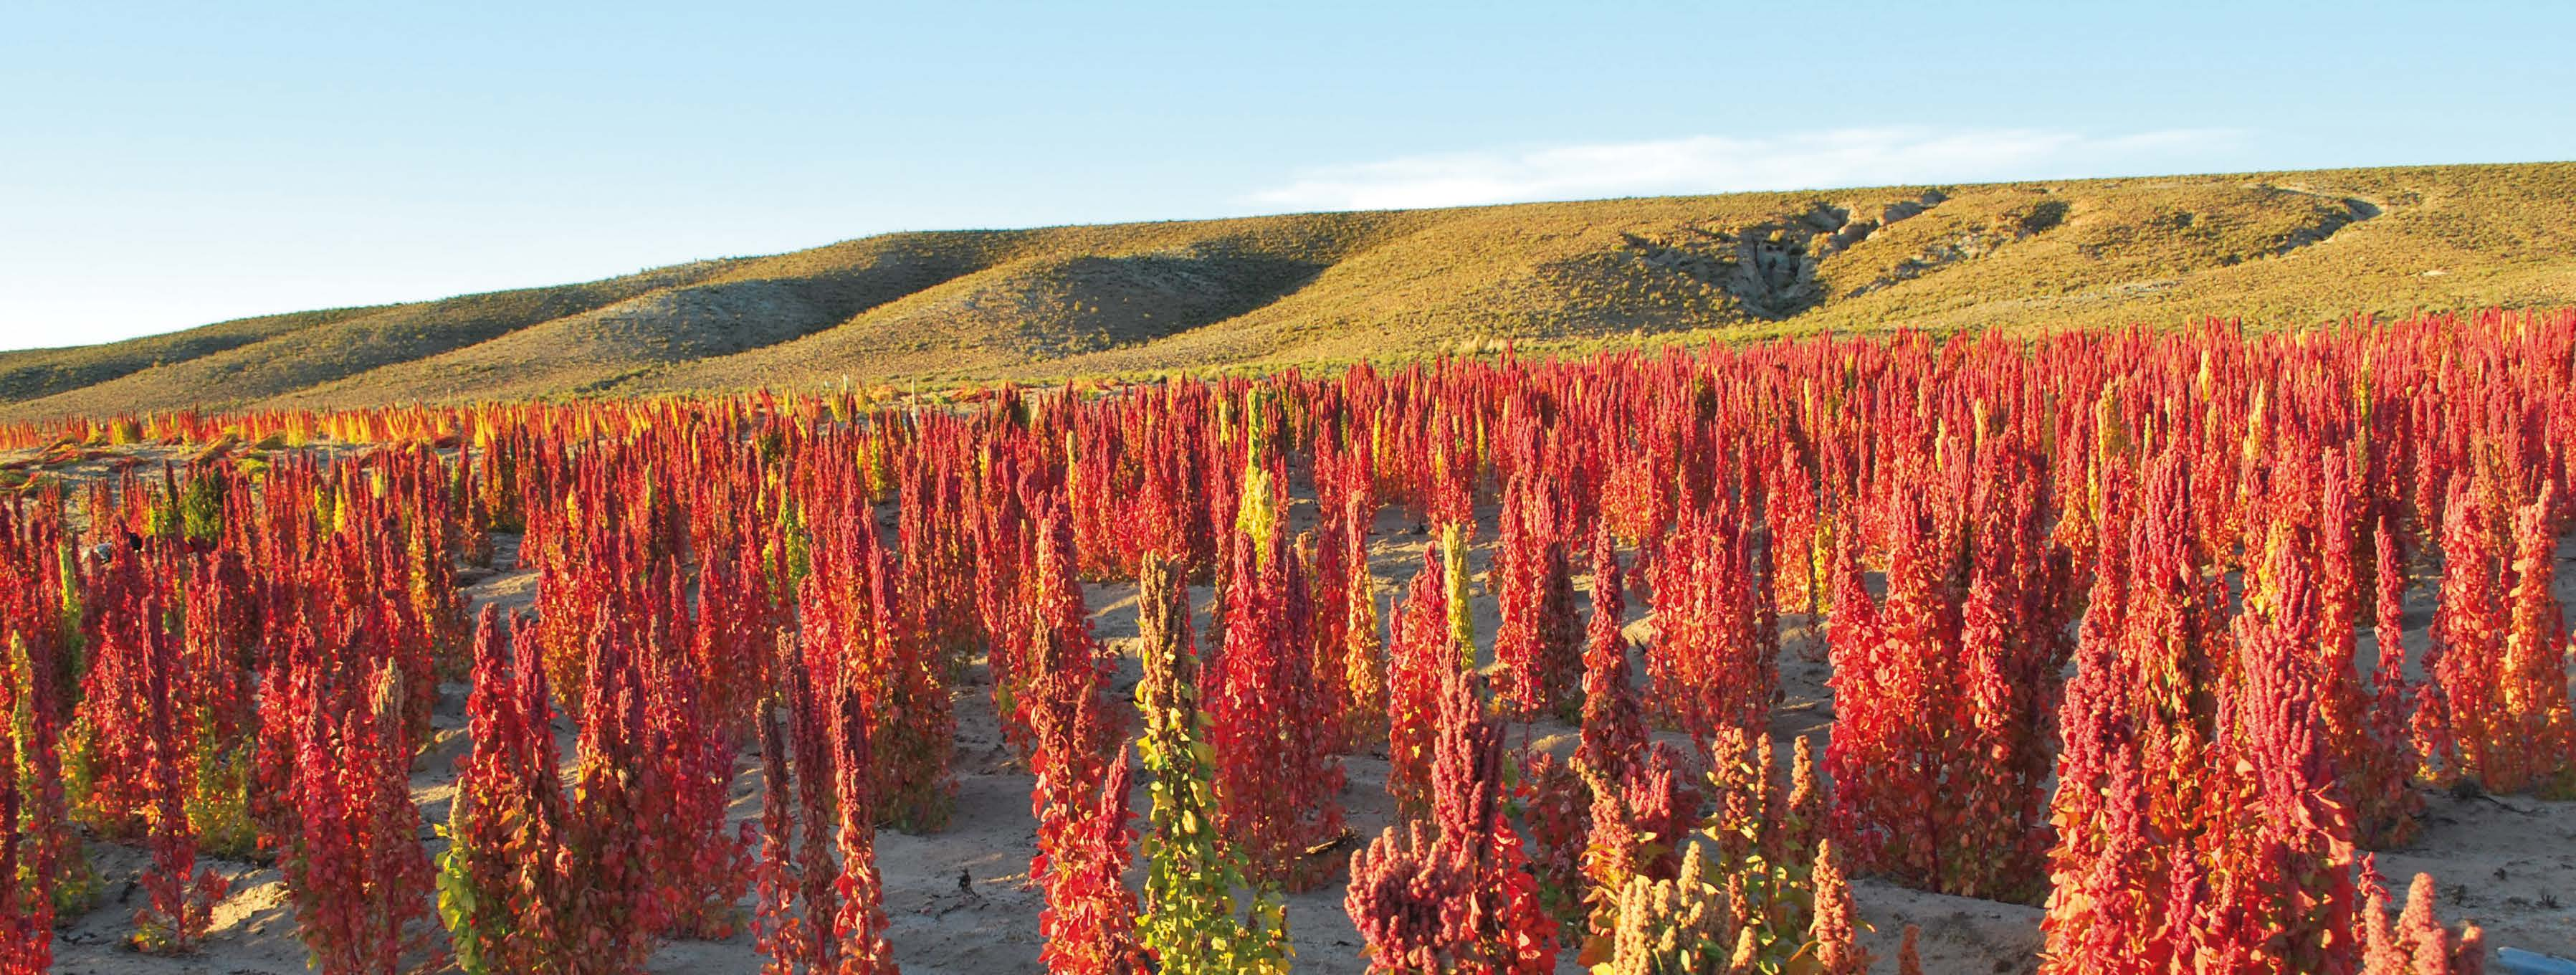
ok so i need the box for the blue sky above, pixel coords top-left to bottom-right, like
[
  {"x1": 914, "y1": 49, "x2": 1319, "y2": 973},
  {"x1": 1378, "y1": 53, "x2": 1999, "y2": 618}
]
[{"x1": 4, "y1": 1, "x2": 2570, "y2": 351}]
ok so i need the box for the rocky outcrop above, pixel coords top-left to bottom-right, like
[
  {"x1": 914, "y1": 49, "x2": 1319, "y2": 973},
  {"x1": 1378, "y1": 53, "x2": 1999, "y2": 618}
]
[
  {"x1": 2271, "y1": 194, "x2": 2382, "y2": 255},
  {"x1": 1622, "y1": 191, "x2": 1952, "y2": 320},
  {"x1": 1846, "y1": 199, "x2": 2066, "y2": 298}
]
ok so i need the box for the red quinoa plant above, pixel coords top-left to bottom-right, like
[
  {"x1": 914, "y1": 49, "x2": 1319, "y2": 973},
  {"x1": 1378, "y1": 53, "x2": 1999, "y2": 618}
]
[
  {"x1": 1644, "y1": 499, "x2": 1777, "y2": 748},
  {"x1": 1208, "y1": 530, "x2": 1347, "y2": 892},
  {"x1": 439, "y1": 607, "x2": 563, "y2": 975},
  {"x1": 1345, "y1": 667, "x2": 1557, "y2": 974},
  {"x1": 1575, "y1": 740, "x2": 1697, "y2": 939},
  {"x1": 1825, "y1": 448, "x2": 2061, "y2": 903},
  {"x1": 2360, "y1": 871, "x2": 2485, "y2": 974},
  {"x1": 553, "y1": 614, "x2": 669, "y2": 969},
  {"x1": 1805, "y1": 838, "x2": 1870, "y2": 975},
  {"x1": 2039, "y1": 463, "x2": 2483, "y2": 973},
  {"x1": 1514, "y1": 749, "x2": 1590, "y2": 925},
  {"x1": 282, "y1": 649, "x2": 436, "y2": 974},
  {"x1": 2365, "y1": 518, "x2": 2428, "y2": 833},
  {"x1": 1575, "y1": 521, "x2": 1644, "y2": 785},
  {"x1": 803, "y1": 463, "x2": 955, "y2": 831},
  {"x1": 1385, "y1": 548, "x2": 1454, "y2": 819},
  {"x1": 2307, "y1": 455, "x2": 2425, "y2": 847},
  {"x1": 1, "y1": 635, "x2": 57, "y2": 973},
  {"x1": 750, "y1": 695, "x2": 802, "y2": 973},
  {"x1": 751, "y1": 664, "x2": 857, "y2": 972},
  {"x1": 2430, "y1": 481, "x2": 2576, "y2": 796},
  {"x1": 1305, "y1": 523, "x2": 1353, "y2": 749},
  {"x1": 1039, "y1": 751, "x2": 1142, "y2": 974},
  {"x1": 827, "y1": 672, "x2": 897, "y2": 973},
  {"x1": 1, "y1": 503, "x2": 86, "y2": 969},
  {"x1": 1492, "y1": 472, "x2": 1579, "y2": 720},
  {"x1": 1024, "y1": 504, "x2": 1131, "y2": 948},
  {"x1": 77, "y1": 567, "x2": 231, "y2": 954}
]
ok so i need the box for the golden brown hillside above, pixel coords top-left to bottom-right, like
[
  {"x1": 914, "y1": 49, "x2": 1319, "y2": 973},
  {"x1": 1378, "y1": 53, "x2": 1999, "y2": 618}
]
[{"x1": 7, "y1": 161, "x2": 2572, "y2": 419}]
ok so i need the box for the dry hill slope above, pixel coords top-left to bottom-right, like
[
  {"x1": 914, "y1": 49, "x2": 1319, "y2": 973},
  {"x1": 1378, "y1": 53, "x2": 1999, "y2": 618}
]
[{"x1": 7, "y1": 162, "x2": 2572, "y2": 419}]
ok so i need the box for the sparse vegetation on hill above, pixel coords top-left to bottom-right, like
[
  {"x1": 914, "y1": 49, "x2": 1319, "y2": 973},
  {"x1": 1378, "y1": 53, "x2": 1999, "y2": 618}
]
[{"x1": 5, "y1": 162, "x2": 2572, "y2": 419}]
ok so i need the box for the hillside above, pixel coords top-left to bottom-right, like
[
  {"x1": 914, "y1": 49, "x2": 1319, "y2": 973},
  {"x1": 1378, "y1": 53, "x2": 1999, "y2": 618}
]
[{"x1": 8, "y1": 161, "x2": 2574, "y2": 419}]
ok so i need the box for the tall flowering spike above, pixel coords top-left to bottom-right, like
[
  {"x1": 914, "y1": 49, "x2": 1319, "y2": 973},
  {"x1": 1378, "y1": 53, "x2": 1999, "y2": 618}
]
[
  {"x1": 1806, "y1": 837, "x2": 1870, "y2": 975},
  {"x1": 1133, "y1": 553, "x2": 1289, "y2": 974},
  {"x1": 972, "y1": 455, "x2": 1035, "y2": 751},
  {"x1": 3, "y1": 617, "x2": 80, "y2": 966},
  {"x1": 73, "y1": 546, "x2": 160, "y2": 837},
  {"x1": 1702, "y1": 726, "x2": 1784, "y2": 881},
  {"x1": 1306, "y1": 523, "x2": 1354, "y2": 749},
  {"x1": 284, "y1": 657, "x2": 435, "y2": 973},
  {"x1": 2433, "y1": 481, "x2": 2576, "y2": 796},
  {"x1": 2194, "y1": 526, "x2": 2367, "y2": 973},
  {"x1": 1783, "y1": 736, "x2": 1823, "y2": 867},
  {"x1": 1208, "y1": 531, "x2": 1347, "y2": 892},
  {"x1": 1576, "y1": 521, "x2": 1644, "y2": 785},
  {"x1": 1769, "y1": 445, "x2": 1829, "y2": 619},
  {"x1": 1344, "y1": 821, "x2": 1473, "y2": 973},
  {"x1": 693, "y1": 533, "x2": 779, "y2": 739},
  {"x1": 2040, "y1": 525, "x2": 2167, "y2": 973},
  {"x1": 2357, "y1": 873, "x2": 2484, "y2": 975},
  {"x1": 1644, "y1": 501, "x2": 1777, "y2": 748},
  {"x1": 1440, "y1": 521, "x2": 1475, "y2": 667},
  {"x1": 1423, "y1": 667, "x2": 1494, "y2": 849},
  {"x1": 644, "y1": 565, "x2": 753, "y2": 941},
  {"x1": 1577, "y1": 841, "x2": 1745, "y2": 974},
  {"x1": 871, "y1": 532, "x2": 958, "y2": 832},
  {"x1": 829, "y1": 675, "x2": 897, "y2": 971},
  {"x1": 789, "y1": 664, "x2": 844, "y2": 972},
  {"x1": 555, "y1": 597, "x2": 669, "y2": 968},
  {"x1": 1026, "y1": 503, "x2": 1130, "y2": 923},
  {"x1": 1493, "y1": 475, "x2": 1579, "y2": 720},
  {"x1": 750, "y1": 699, "x2": 807, "y2": 974},
  {"x1": 1040, "y1": 751, "x2": 1143, "y2": 975},
  {"x1": 2425, "y1": 490, "x2": 2500, "y2": 790},
  {"x1": 1955, "y1": 460, "x2": 2065, "y2": 900},
  {"x1": 2393, "y1": 874, "x2": 2453, "y2": 971},
  {"x1": 1897, "y1": 923, "x2": 1925, "y2": 975},
  {"x1": 1346, "y1": 667, "x2": 1556, "y2": 974},
  {"x1": 1134, "y1": 551, "x2": 1198, "y2": 741},
  {"x1": 1340, "y1": 497, "x2": 1390, "y2": 751},
  {"x1": 441, "y1": 609, "x2": 563, "y2": 974},
  {"x1": 2350, "y1": 515, "x2": 2426, "y2": 847},
  {"x1": 176, "y1": 547, "x2": 258, "y2": 860},
  {"x1": 1829, "y1": 457, "x2": 2057, "y2": 903},
  {"x1": 2360, "y1": 873, "x2": 2406, "y2": 975},
  {"x1": 1385, "y1": 548, "x2": 1453, "y2": 819},
  {"x1": 2046, "y1": 455, "x2": 2431, "y2": 973},
  {"x1": 1825, "y1": 497, "x2": 1935, "y2": 882},
  {"x1": 127, "y1": 582, "x2": 229, "y2": 955},
  {"x1": 2495, "y1": 483, "x2": 2576, "y2": 794},
  {"x1": 1, "y1": 638, "x2": 50, "y2": 972},
  {"x1": 2380, "y1": 508, "x2": 2453, "y2": 789},
  {"x1": 804, "y1": 464, "x2": 955, "y2": 832}
]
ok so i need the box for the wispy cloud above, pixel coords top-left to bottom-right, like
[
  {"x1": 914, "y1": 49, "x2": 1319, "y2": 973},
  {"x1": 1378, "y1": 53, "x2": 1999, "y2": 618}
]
[{"x1": 1244, "y1": 127, "x2": 2238, "y2": 211}]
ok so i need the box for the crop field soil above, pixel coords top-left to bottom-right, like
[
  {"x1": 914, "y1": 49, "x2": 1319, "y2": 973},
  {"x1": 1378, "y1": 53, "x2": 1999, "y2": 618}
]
[{"x1": 4, "y1": 308, "x2": 2575, "y2": 974}]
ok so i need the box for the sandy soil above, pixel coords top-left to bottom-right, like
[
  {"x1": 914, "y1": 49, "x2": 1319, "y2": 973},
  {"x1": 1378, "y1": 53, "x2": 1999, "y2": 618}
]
[{"x1": 37, "y1": 497, "x2": 2576, "y2": 974}]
